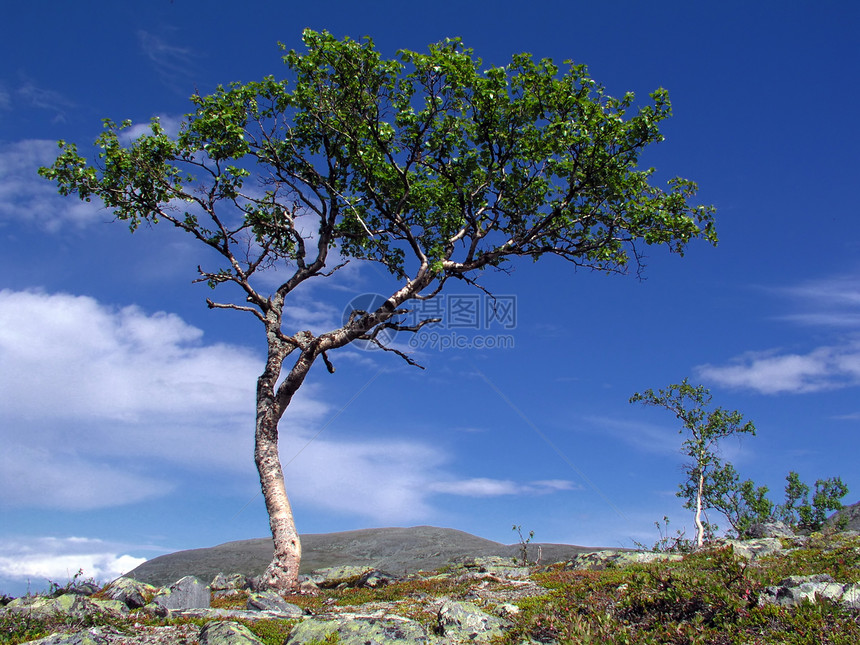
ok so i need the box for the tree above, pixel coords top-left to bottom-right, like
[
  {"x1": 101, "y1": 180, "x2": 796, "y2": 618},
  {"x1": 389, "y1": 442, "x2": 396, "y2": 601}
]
[
  {"x1": 779, "y1": 471, "x2": 848, "y2": 532},
  {"x1": 703, "y1": 462, "x2": 774, "y2": 538},
  {"x1": 40, "y1": 30, "x2": 717, "y2": 590},
  {"x1": 705, "y1": 467, "x2": 848, "y2": 537},
  {"x1": 630, "y1": 380, "x2": 754, "y2": 547}
]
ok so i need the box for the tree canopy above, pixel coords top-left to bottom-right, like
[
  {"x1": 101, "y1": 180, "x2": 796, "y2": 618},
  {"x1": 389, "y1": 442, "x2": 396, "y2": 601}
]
[
  {"x1": 41, "y1": 29, "x2": 718, "y2": 589},
  {"x1": 42, "y1": 29, "x2": 715, "y2": 308}
]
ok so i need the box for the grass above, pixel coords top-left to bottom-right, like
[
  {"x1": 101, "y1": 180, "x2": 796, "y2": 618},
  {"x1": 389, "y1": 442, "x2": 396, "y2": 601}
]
[
  {"x1": 3, "y1": 533, "x2": 860, "y2": 644},
  {"x1": 497, "y1": 533, "x2": 860, "y2": 645}
]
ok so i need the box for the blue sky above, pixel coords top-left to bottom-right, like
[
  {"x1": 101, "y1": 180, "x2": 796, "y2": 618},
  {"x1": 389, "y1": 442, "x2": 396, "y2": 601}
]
[{"x1": 1, "y1": 2, "x2": 859, "y2": 596}]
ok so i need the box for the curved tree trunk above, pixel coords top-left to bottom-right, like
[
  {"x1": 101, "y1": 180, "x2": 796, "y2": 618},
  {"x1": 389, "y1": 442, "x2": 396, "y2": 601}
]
[
  {"x1": 255, "y1": 411, "x2": 301, "y2": 590},
  {"x1": 695, "y1": 470, "x2": 705, "y2": 548},
  {"x1": 253, "y1": 338, "x2": 312, "y2": 592}
]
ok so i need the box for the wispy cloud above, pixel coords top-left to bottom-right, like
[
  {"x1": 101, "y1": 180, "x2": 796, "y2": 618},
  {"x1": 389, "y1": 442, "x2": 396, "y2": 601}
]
[
  {"x1": 0, "y1": 83, "x2": 11, "y2": 110},
  {"x1": 584, "y1": 416, "x2": 681, "y2": 456},
  {"x1": 137, "y1": 30, "x2": 199, "y2": 93},
  {"x1": 15, "y1": 80, "x2": 76, "y2": 122},
  {"x1": 430, "y1": 478, "x2": 579, "y2": 497},
  {"x1": 698, "y1": 273, "x2": 860, "y2": 395},
  {"x1": 0, "y1": 76, "x2": 74, "y2": 121},
  {"x1": 773, "y1": 274, "x2": 860, "y2": 328},
  {"x1": 0, "y1": 139, "x2": 106, "y2": 231}
]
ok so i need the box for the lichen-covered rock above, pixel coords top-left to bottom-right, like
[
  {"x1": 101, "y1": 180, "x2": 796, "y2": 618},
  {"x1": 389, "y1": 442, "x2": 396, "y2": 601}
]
[
  {"x1": 3, "y1": 594, "x2": 127, "y2": 621},
  {"x1": 436, "y1": 599, "x2": 510, "y2": 642},
  {"x1": 174, "y1": 607, "x2": 304, "y2": 621},
  {"x1": 449, "y1": 556, "x2": 531, "y2": 579},
  {"x1": 284, "y1": 613, "x2": 437, "y2": 644},
  {"x1": 724, "y1": 538, "x2": 783, "y2": 560},
  {"x1": 22, "y1": 626, "x2": 114, "y2": 645},
  {"x1": 149, "y1": 575, "x2": 210, "y2": 611},
  {"x1": 307, "y1": 565, "x2": 397, "y2": 589},
  {"x1": 566, "y1": 549, "x2": 683, "y2": 570},
  {"x1": 246, "y1": 590, "x2": 305, "y2": 616},
  {"x1": 199, "y1": 620, "x2": 265, "y2": 644},
  {"x1": 103, "y1": 576, "x2": 156, "y2": 609}
]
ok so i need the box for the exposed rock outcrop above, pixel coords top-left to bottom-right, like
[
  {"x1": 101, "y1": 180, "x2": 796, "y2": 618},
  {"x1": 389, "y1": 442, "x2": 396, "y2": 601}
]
[{"x1": 759, "y1": 573, "x2": 860, "y2": 609}]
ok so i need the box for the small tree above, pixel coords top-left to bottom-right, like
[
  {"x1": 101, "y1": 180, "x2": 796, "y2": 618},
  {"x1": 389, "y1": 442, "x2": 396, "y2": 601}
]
[
  {"x1": 704, "y1": 462, "x2": 773, "y2": 538},
  {"x1": 779, "y1": 471, "x2": 848, "y2": 533},
  {"x1": 630, "y1": 380, "x2": 755, "y2": 547},
  {"x1": 41, "y1": 30, "x2": 716, "y2": 590}
]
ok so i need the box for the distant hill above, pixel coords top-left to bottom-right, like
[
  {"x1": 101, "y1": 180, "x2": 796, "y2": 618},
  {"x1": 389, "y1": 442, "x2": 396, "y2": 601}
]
[{"x1": 127, "y1": 525, "x2": 608, "y2": 587}]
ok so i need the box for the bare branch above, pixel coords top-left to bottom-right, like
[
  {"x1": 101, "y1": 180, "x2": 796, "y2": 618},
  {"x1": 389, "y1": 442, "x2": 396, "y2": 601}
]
[
  {"x1": 317, "y1": 260, "x2": 349, "y2": 278},
  {"x1": 205, "y1": 298, "x2": 266, "y2": 323},
  {"x1": 363, "y1": 335, "x2": 426, "y2": 368},
  {"x1": 381, "y1": 316, "x2": 441, "y2": 333}
]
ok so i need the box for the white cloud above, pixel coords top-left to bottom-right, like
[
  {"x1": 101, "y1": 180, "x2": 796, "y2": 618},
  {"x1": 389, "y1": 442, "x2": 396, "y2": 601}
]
[
  {"x1": 0, "y1": 289, "x2": 574, "y2": 519},
  {"x1": 0, "y1": 289, "x2": 263, "y2": 424},
  {"x1": 694, "y1": 272, "x2": 860, "y2": 395},
  {"x1": 0, "y1": 289, "x2": 277, "y2": 509},
  {"x1": 696, "y1": 344, "x2": 860, "y2": 394},
  {"x1": 0, "y1": 140, "x2": 106, "y2": 230},
  {"x1": 121, "y1": 114, "x2": 184, "y2": 142},
  {"x1": 0, "y1": 537, "x2": 147, "y2": 584}
]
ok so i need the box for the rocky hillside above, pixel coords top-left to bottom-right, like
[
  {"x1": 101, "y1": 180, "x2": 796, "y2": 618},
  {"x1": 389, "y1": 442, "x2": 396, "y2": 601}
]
[{"x1": 126, "y1": 525, "x2": 608, "y2": 587}]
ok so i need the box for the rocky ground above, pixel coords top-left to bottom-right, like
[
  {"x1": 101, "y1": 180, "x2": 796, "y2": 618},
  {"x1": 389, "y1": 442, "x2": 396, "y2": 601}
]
[{"x1": 4, "y1": 513, "x2": 860, "y2": 644}]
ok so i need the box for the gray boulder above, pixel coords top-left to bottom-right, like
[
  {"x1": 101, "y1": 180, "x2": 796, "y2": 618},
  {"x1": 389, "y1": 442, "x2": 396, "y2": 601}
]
[
  {"x1": 449, "y1": 556, "x2": 530, "y2": 580},
  {"x1": 246, "y1": 590, "x2": 305, "y2": 616},
  {"x1": 759, "y1": 574, "x2": 860, "y2": 608},
  {"x1": 724, "y1": 538, "x2": 783, "y2": 560},
  {"x1": 199, "y1": 621, "x2": 265, "y2": 645},
  {"x1": 149, "y1": 575, "x2": 210, "y2": 611},
  {"x1": 211, "y1": 572, "x2": 252, "y2": 591},
  {"x1": 746, "y1": 521, "x2": 794, "y2": 539}
]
